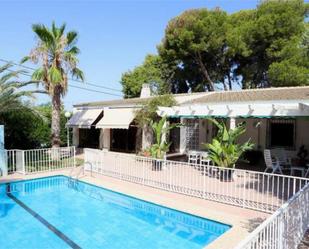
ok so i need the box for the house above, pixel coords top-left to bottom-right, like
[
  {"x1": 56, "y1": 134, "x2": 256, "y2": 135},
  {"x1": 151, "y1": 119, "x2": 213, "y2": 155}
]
[{"x1": 68, "y1": 85, "x2": 309, "y2": 158}]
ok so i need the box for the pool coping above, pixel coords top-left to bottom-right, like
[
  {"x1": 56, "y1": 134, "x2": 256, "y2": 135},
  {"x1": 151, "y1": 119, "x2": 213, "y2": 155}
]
[{"x1": 1, "y1": 170, "x2": 269, "y2": 249}]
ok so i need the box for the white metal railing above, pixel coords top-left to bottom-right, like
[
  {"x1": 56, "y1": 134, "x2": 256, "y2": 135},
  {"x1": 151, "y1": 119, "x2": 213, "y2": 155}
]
[
  {"x1": 84, "y1": 149, "x2": 309, "y2": 213},
  {"x1": 235, "y1": 182, "x2": 309, "y2": 249},
  {"x1": 2, "y1": 147, "x2": 76, "y2": 175}
]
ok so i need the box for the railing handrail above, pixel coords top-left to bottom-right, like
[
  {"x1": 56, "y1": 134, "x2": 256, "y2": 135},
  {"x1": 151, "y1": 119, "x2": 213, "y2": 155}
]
[
  {"x1": 234, "y1": 181, "x2": 309, "y2": 248},
  {"x1": 84, "y1": 148, "x2": 309, "y2": 181},
  {"x1": 2, "y1": 146, "x2": 76, "y2": 175}
]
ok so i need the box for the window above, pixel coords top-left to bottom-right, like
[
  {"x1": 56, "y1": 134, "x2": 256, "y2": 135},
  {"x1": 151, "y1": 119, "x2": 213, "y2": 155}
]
[
  {"x1": 268, "y1": 119, "x2": 295, "y2": 149},
  {"x1": 185, "y1": 119, "x2": 199, "y2": 150},
  {"x1": 110, "y1": 126, "x2": 137, "y2": 153},
  {"x1": 79, "y1": 128, "x2": 100, "y2": 148}
]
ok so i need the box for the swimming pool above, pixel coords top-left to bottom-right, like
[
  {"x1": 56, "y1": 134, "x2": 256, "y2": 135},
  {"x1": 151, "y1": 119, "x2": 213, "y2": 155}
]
[{"x1": 0, "y1": 176, "x2": 230, "y2": 249}]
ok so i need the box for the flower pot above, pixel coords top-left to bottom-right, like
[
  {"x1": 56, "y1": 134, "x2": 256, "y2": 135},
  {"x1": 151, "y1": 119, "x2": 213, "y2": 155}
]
[
  {"x1": 152, "y1": 159, "x2": 163, "y2": 171},
  {"x1": 219, "y1": 168, "x2": 235, "y2": 182}
]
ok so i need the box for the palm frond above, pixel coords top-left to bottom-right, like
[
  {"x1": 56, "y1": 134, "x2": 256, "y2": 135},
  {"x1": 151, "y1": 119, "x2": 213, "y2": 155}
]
[
  {"x1": 32, "y1": 24, "x2": 54, "y2": 46},
  {"x1": 72, "y1": 67, "x2": 84, "y2": 81},
  {"x1": 32, "y1": 67, "x2": 46, "y2": 81},
  {"x1": 48, "y1": 66, "x2": 62, "y2": 84},
  {"x1": 59, "y1": 23, "x2": 66, "y2": 37},
  {"x1": 66, "y1": 31, "x2": 78, "y2": 45},
  {"x1": 0, "y1": 63, "x2": 38, "y2": 114},
  {"x1": 20, "y1": 56, "x2": 30, "y2": 64},
  {"x1": 0, "y1": 63, "x2": 13, "y2": 74}
]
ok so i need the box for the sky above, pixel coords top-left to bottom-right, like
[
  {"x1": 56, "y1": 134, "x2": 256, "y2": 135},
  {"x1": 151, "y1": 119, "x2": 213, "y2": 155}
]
[{"x1": 0, "y1": 0, "x2": 260, "y2": 110}]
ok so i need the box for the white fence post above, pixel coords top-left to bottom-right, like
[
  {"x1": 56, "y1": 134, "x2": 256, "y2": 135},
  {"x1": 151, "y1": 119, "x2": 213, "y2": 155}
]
[
  {"x1": 73, "y1": 146, "x2": 76, "y2": 168},
  {"x1": 0, "y1": 150, "x2": 8, "y2": 176},
  {"x1": 22, "y1": 150, "x2": 26, "y2": 175}
]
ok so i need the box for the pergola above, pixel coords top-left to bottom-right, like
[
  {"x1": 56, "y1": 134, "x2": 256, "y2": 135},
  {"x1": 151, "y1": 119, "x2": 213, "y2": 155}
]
[{"x1": 158, "y1": 101, "x2": 309, "y2": 128}]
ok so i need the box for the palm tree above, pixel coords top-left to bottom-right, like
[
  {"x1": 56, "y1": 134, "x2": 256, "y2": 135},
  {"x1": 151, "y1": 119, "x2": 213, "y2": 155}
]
[
  {"x1": 0, "y1": 63, "x2": 35, "y2": 113},
  {"x1": 22, "y1": 22, "x2": 84, "y2": 147}
]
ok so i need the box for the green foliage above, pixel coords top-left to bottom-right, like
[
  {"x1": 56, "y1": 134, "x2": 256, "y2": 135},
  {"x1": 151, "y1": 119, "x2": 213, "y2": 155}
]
[
  {"x1": 121, "y1": 0, "x2": 308, "y2": 95},
  {"x1": 204, "y1": 119, "x2": 254, "y2": 168},
  {"x1": 149, "y1": 116, "x2": 180, "y2": 159},
  {"x1": 134, "y1": 94, "x2": 176, "y2": 126},
  {"x1": 0, "y1": 63, "x2": 37, "y2": 114},
  {"x1": 120, "y1": 54, "x2": 172, "y2": 98},
  {"x1": 230, "y1": 0, "x2": 309, "y2": 88},
  {"x1": 34, "y1": 103, "x2": 70, "y2": 147},
  {"x1": 0, "y1": 107, "x2": 42, "y2": 149},
  {"x1": 0, "y1": 103, "x2": 70, "y2": 149},
  {"x1": 158, "y1": 8, "x2": 230, "y2": 91}
]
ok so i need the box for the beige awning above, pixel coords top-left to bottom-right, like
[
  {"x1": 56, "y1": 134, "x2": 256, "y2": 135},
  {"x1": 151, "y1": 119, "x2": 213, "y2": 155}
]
[
  {"x1": 96, "y1": 108, "x2": 135, "y2": 129},
  {"x1": 67, "y1": 109, "x2": 103, "y2": 128}
]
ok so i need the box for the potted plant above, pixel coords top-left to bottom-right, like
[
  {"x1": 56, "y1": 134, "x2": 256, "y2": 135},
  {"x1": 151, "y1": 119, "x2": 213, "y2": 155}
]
[
  {"x1": 203, "y1": 119, "x2": 254, "y2": 181},
  {"x1": 149, "y1": 116, "x2": 180, "y2": 171}
]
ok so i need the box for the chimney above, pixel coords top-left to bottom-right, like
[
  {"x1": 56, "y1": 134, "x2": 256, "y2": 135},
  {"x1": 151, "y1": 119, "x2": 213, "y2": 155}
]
[{"x1": 140, "y1": 84, "x2": 151, "y2": 98}]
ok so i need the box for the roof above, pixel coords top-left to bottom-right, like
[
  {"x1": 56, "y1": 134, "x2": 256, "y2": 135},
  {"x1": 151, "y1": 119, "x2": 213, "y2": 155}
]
[
  {"x1": 74, "y1": 86, "x2": 309, "y2": 109},
  {"x1": 182, "y1": 86, "x2": 309, "y2": 105},
  {"x1": 74, "y1": 91, "x2": 210, "y2": 108}
]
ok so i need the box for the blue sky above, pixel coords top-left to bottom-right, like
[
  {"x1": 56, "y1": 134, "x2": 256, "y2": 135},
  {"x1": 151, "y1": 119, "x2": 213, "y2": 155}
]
[{"x1": 1, "y1": 0, "x2": 260, "y2": 110}]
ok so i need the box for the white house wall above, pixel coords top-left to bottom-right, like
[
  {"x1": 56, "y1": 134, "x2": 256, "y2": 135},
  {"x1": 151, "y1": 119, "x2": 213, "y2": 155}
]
[
  {"x1": 296, "y1": 119, "x2": 309, "y2": 153},
  {"x1": 99, "y1": 129, "x2": 104, "y2": 149},
  {"x1": 236, "y1": 118, "x2": 267, "y2": 151},
  {"x1": 102, "y1": 128, "x2": 111, "y2": 151},
  {"x1": 236, "y1": 118, "x2": 309, "y2": 156}
]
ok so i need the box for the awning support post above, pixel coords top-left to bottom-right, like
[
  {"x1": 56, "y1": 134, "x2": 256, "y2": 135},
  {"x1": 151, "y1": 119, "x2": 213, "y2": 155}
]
[{"x1": 229, "y1": 117, "x2": 236, "y2": 130}]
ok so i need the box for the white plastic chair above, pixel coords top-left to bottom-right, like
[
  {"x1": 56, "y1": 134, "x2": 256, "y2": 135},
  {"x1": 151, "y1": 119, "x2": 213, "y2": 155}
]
[
  {"x1": 264, "y1": 149, "x2": 283, "y2": 174},
  {"x1": 271, "y1": 148, "x2": 292, "y2": 169},
  {"x1": 272, "y1": 148, "x2": 305, "y2": 176},
  {"x1": 188, "y1": 151, "x2": 199, "y2": 165},
  {"x1": 200, "y1": 152, "x2": 217, "y2": 176},
  {"x1": 200, "y1": 152, "x2": 210, "y2": 166}
]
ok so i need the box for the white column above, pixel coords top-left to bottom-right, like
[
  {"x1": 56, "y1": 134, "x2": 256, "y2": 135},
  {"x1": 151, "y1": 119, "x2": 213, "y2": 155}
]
[
  {"x1": 142, "y1": 124, "x2": 152, "y2": 150},
  {"x1": 229, "y1": 117, "x2": 236, "y2": 130},
  {"x1": 103, "y1": 128, "x2": 110, "y2": 151},
  {"x1": 179, "y1": 118, "x2": 187, "y2": 154},
  {"x1": 99, "y1": 129, "x2": 104, "y2": 149},
  {"x1": 0, "y1": 125, "x2": 7, "y2": 176},
  {"x1": 162, "y1": 120, "x2": 168, "y2": 144}
]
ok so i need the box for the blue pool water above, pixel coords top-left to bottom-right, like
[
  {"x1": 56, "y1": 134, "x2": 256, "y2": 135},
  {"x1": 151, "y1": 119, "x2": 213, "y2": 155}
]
[{"x1": 0, "y1": 176, "x2": 230, "y2": 249}]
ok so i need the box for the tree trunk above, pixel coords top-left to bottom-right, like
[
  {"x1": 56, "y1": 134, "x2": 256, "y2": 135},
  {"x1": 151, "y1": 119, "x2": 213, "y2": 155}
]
[
  {"x1": 196, "y1": 52, "x2": 215, "y2": 91},
  {"x1": 227, "y1": 74, "x2": 232, "y2": 90},
  {"x1": 222, "y1": 80, "x2": 228, "y2": 91},
  {"x1": 51, "y1": 86, "x2": 62, "y2": 148}
]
